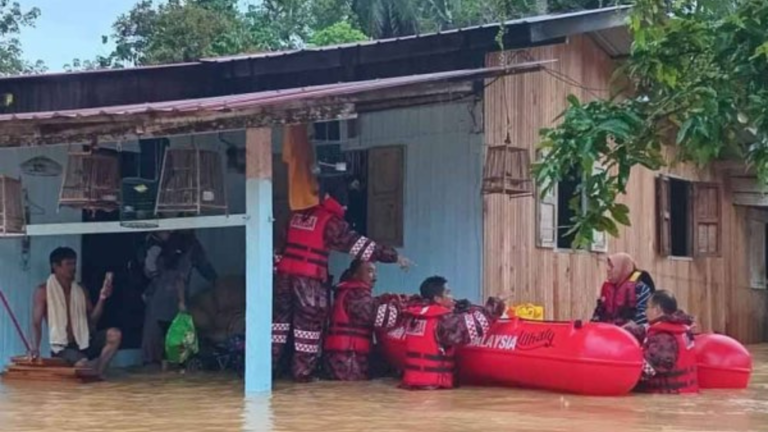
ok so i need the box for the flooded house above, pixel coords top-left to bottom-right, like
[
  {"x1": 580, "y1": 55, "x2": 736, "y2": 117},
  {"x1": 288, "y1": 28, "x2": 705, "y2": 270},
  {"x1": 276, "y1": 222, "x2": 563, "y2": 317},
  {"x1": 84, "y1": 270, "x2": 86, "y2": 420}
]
[{"x1": 0, "y1": 5, "x2": 764, "y2": 400}]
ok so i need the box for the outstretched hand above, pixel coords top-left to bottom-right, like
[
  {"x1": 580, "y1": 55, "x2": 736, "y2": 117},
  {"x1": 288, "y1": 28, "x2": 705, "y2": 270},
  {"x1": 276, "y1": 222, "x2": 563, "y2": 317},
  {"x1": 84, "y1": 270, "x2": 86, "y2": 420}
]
[{"x1": 397, "y1": 255, "x2": 414, "y2": 271}]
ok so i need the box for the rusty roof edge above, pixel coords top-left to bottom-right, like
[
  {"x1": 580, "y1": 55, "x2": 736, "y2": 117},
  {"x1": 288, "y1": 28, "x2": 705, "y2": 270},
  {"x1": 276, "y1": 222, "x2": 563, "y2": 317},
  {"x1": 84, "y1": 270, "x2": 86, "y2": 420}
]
[{"x1": 0, "y1": 63, "x2": 552, "y2": 125}]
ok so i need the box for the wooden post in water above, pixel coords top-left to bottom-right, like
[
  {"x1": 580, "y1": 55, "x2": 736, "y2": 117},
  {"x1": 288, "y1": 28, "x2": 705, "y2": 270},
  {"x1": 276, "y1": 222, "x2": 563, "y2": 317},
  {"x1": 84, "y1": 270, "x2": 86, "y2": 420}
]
[{"x1": 244, "y1": 128, "x2": 274, "y2": 394}]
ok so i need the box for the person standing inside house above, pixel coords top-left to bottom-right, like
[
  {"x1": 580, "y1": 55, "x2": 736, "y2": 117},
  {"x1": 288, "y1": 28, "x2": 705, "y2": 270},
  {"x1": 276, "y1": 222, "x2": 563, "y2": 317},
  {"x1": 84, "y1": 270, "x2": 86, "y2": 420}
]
[
  {"x1": 591, "y1": 253, "x2": 653, "y2": 327},
  {"x1": 628, "y1": 290, "x2": 698, "y2": 394},
  {"x1": 398, "y1": 276, "x2": 506, "y2": 390},
  {"x1": 323, "y1": 259, "x2": 401, "y2": 381},
  {"x1": 272, "y1": 178, "x2": 411, "y2": 382},
  {"x1": 141, "y1": 230, "x2": 218, "y2": 366},
  {"x1": 31, "y1": 247, "x2": 122, "y2": 378}
]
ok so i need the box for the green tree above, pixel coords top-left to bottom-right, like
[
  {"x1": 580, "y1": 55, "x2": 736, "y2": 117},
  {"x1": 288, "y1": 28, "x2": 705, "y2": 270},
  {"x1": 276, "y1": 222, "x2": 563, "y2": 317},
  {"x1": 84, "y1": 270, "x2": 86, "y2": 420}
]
[
  {"x1": 533, "y1": 0, "x2": 759, "y2": 248},
  {"x1": 0, "y1": 0, "x2": 45, "y2": 76},
  {"x1": 308, "y1": 21, "x2": 368, "y2": 46}
]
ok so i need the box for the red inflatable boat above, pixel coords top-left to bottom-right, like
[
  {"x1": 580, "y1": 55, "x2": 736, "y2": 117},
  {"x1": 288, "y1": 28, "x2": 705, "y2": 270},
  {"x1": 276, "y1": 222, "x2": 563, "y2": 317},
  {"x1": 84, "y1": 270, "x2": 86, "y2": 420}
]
[
  {"x1": 378, "y1": 319, "x2": 753, "y2": 395},
  {"x1": 695, "y1": 333, "x2": 752, "y2": 389},
  {"x1": 379, "y1": 317, "x2": 644, "y2": 396}
]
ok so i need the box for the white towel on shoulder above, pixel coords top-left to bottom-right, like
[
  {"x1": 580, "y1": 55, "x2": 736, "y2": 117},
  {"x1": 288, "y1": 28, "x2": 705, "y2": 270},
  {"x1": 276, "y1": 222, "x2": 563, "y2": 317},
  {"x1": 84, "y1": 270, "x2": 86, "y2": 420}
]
[{"x1": 46, "y1": 274, "x2": 90, "y2": 353}]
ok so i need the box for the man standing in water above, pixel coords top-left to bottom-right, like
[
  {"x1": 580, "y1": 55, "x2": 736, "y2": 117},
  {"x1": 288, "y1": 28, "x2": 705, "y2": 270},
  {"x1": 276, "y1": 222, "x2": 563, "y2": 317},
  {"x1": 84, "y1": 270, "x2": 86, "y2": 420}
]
[
  {"x1": 273, "y1": 179, "x2": 410, "y2": 382},
  {"x1": 400, "y1": 276, "x2": 505, "y2": 390},
  {"x1": 31, "y1": 247, "x2": 122, "y2": 378}
]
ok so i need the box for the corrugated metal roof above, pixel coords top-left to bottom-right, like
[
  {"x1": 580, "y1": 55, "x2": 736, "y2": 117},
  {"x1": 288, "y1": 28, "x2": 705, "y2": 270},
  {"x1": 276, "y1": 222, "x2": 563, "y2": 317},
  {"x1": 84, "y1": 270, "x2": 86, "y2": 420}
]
[
  {"x1": 203, "y1": 5, "x2": 630, "y2": 63},
  {"x1": 0, "y1": 63, "x2": 550, "y2": 124}
]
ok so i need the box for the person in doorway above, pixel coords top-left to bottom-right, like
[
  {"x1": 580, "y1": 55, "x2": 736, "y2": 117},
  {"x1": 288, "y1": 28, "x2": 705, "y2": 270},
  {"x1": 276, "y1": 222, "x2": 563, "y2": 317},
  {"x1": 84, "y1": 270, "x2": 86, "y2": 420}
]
[
  {"x1": 31, "y1": 247, "x2": 122, "y2": 378},
  {"x1": 400, "y1": 276, "x2": 505, "y2": 390},
  {"x1": 141, "y1": 230, "x2": 218, "y2": 367},
  {"x1": 273, "y1": 178, "x2": 411, "y2": 382},
  {"x1": 323, "y1": 260, "x2": 400, "y2": 381},
  {"x1": 591, "y1": 253, "x2": 653, "y2": 327},
  {"x1": 629, "y1": 290, "x2": 698, "y2": 394}
]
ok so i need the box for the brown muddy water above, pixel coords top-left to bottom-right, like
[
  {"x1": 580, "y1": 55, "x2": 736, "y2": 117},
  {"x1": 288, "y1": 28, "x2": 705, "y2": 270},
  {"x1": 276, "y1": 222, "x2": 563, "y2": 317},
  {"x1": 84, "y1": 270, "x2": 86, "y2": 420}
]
[{"x1": 1, "y1": 346, "x2": 767, "y2": 432}]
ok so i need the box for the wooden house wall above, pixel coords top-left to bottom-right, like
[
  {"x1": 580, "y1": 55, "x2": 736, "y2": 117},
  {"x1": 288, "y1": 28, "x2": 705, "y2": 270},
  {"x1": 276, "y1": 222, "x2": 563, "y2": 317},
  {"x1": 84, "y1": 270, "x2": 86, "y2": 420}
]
[{"x1": 483, "y1": 35, "x2": 766, "y2": 343}]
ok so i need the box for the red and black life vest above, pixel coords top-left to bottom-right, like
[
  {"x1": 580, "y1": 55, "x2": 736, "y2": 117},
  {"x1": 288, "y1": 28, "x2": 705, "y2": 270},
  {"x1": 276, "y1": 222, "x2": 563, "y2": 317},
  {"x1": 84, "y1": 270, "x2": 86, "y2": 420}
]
[
  {"x1": 402, "y1": 304, "x2": 455, "y2": 389},
  {"x1": 276, "y1": 198, "x2": 345, "y2": 281},
  {"x1": 598, "y1": 270, "x2": 641, "y2": 325},
  {"x1": 324, "y1": 281, "x2": 373, "y2": 355},
  {"x1": 642, "y1": 321, "x2": 699, "y2": 394}
]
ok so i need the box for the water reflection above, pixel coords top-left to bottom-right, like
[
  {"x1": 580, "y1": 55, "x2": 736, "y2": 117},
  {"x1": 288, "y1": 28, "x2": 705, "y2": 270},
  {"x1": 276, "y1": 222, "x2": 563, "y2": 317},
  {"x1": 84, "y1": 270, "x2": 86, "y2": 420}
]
[{"x1": 1, "y1": 346, "x2": 767, "y2": 432}]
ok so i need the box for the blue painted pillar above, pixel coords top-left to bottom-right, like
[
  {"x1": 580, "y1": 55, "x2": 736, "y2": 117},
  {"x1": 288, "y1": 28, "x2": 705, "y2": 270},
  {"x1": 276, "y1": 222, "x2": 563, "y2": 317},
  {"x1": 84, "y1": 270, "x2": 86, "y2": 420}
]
[{"x1": 245, "y1": 128, "x2": 273, "y2": 394}]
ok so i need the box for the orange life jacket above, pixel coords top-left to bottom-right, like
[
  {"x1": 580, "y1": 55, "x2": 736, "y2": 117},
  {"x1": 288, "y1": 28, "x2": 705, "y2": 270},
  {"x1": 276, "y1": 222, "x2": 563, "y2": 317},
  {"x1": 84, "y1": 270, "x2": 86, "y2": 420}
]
[
  {"x1": 276, "y1": 197, "x2": 345, "y2": 281},
  {"x1": 402, "y1": 304, "x2": 455, "y2": 389},
  {"x1": 599, "y1": 270, "x2": 641, "y2": 325},
  {"x1": 642, "y1": 321, "x2": 699, "y2": 394},
  {"x1": 324, "y1": 281, "x2": 373, "y2": 355}
]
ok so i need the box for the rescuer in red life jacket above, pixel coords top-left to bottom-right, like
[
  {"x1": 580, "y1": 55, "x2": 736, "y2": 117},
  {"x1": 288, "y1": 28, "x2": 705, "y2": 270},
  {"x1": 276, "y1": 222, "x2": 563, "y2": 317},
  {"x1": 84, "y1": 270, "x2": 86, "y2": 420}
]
[
  {"x1": 400, "y1": 276, "x2": 506, "y2": 390},
  {"x1": 324, "y1": 259, "x2": 401, "y2": 381},
  {"x1": 628, "y1": 289, "x2": 698, "y2": 394},
  {"x1": 591, "y1": 253, "x2": 654, "y2": 328},
  {"x1": 272, "y1": 178, "x2": 412, "y2": 382}
]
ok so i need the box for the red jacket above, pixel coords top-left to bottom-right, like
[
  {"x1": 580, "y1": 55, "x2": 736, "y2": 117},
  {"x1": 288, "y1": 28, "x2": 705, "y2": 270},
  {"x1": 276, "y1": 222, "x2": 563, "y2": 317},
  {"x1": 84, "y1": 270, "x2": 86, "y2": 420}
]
[
  {"x1": 596, "y1": 271, "x2": 641, "y2": 325},
  {"x1": 402, "y1": 304, "x2": 455, "y2": 390},
  {"x1": 641, "y1": 320, "x2": 699, "y2": 394},
  {"x1": 276, "y1": 198, "x2": 345, "y2": 281},
  {"x1": 324, "y1": 281, "x2": 373, "y2": 355}
]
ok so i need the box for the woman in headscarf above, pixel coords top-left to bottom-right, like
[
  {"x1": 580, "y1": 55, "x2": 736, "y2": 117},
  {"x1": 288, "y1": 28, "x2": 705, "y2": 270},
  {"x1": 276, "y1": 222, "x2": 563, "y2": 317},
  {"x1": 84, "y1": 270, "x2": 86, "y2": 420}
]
[{"x1": 591, "y1": 253, "x2": 653, "y2": 327}]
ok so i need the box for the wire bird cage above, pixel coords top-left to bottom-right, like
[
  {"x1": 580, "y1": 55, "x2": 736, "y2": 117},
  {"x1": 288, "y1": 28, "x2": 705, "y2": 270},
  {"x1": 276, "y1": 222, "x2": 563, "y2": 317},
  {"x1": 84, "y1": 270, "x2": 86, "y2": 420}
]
[
  {"x1": 0, "y1": 176, "x2": 25, "y2": 236},
  {"x1": 59, "y1": 150, "x2": 121, "y2": 212},
  {"x1": 482, "y1": 145, "x2": 533, "y2": 197},
  {"x1": 155, "y1": 148, "x2": 228, "y2": 216}
]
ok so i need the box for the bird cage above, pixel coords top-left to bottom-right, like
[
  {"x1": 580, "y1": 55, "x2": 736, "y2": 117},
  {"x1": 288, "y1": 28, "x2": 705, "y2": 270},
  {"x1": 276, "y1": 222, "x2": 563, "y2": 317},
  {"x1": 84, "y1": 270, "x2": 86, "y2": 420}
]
[
  {"x1": 0, "y1": 176, "x2": 25, "y2": 236},
  {"x1": 59, "y1": 150, "x2": 121, "y2": 212},
  {"x1": 482, "y1": 145, "x2": 533, "y2": 197},
  {"x1": 155, "y1": 148, "x2": 228, "y2": 215}
]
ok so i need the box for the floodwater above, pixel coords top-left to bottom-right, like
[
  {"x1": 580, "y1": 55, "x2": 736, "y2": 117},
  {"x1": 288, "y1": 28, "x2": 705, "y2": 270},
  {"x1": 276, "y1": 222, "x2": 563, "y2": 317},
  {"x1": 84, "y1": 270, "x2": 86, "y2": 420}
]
[{"x1": 1, "y1": 347, "x2": 768, "y2": 432}]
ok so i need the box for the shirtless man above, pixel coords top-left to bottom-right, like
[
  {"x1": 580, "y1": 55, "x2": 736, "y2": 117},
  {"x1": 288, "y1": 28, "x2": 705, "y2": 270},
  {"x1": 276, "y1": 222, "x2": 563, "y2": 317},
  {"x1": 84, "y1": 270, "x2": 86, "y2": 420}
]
[{"x1": 31, "y1": 247, "x2": 122, "y2": 377}]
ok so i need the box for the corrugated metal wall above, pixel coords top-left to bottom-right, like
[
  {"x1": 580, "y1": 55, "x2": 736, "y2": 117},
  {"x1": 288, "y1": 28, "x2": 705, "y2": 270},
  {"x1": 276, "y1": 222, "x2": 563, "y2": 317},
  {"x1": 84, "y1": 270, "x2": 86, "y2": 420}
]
[
  {"x1": 0, "y1": 146, "x2": 81, "y2": 369},
  {"x1": 329, "y1": 102, "x2": 485, "y2": 302}
]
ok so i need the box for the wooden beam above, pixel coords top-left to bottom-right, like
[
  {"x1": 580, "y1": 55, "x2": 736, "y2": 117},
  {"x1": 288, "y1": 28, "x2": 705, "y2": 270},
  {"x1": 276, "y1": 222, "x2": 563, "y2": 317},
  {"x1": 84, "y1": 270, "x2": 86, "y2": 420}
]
[{"x1": 22, "y1": 214, "x2": 247, "y2": 237}]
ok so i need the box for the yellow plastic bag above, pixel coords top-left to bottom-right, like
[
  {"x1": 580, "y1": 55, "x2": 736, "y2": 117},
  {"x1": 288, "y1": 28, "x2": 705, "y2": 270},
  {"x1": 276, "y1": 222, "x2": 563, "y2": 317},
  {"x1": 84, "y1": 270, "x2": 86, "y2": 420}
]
[{"x1": 507, "y1": 303, "x2": 544, "y2": 321}]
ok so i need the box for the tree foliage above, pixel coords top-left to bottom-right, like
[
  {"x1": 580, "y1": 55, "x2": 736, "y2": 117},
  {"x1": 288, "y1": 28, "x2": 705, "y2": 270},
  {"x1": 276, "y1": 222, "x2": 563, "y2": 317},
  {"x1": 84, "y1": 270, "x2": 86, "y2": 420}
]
[
  {"x1": 534, "y1": 0, "x2": 763, "y2": 248},
  {"x1": 0, "y1": 0, "x2": 45, "y2": 76}
]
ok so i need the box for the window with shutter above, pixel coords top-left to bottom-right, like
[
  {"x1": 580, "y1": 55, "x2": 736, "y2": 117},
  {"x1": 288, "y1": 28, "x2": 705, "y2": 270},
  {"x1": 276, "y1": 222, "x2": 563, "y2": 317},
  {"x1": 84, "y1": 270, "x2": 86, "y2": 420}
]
[
  {"x1": 367, "y1": 145, "x2": 405, "y2": 247},
  {"x1": 748, "y1": 218, "x2": 766, "y2": 289},
  {"x1": 693, "y1": 182, "x2": 722, "y2": 257},
  {"x1": 656, "y1": 176, "x2": 672, "y2": 256},
  {"x1": 536, "y1": 184, "x2": 557, "y2": 249}
]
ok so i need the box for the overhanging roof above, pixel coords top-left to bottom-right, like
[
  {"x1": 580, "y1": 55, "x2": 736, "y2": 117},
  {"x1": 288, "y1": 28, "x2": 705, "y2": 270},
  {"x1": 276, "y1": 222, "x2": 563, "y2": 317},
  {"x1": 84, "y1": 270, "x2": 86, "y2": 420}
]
[{"x1": 0, "y1": 62, "x2": 551, "y2": 147}]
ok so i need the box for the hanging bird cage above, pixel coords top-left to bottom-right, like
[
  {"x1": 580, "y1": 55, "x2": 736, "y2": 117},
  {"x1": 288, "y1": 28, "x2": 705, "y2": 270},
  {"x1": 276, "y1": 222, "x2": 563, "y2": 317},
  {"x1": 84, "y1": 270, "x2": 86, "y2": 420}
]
[
  {"x1": 155, "y1": 148, "x2": 228, "y2": 215},
  {"x1": 482, "y1": 144, "x2": 533, "y2": 197},
  {"x1": 120, "y1": 139, "x2": 167, "y2": 229},
  {"x1": 59, "y1": 149, "x2": 121, "y2": 212},
  {"x1": 0, "y1": 176, "x2": 25, "y2": 236}
]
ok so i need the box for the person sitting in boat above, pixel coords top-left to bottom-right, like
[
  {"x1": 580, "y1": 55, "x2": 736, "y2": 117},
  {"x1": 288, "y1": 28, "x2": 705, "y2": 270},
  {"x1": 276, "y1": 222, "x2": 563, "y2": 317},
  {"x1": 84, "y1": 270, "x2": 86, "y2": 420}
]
[
  {"x1": 630, "y1": 289, "x2": 698, "y2": 394},
  {"x1": 400, "y1": 276, "x2": 505, "y2": 390},
  {"x1": 31, "y1": 247, "x2": 122, "y2": 378},
  {"x1": 591, "y1": 253, "x2": 653, "y2": 328},
  {"x1": 324, "y1": 259, "x2": 400, "y2": 381}
]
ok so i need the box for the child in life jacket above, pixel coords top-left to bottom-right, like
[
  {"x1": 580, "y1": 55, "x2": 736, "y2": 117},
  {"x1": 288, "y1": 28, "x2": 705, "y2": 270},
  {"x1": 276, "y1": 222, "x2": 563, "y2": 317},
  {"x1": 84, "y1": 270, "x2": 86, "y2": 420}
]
[
  {"x1": 400, "y1": 276, "x2": 505, "y2": 390},
  {"x1": 629, "y1": 290, "x2": 699, "y2": 394}
]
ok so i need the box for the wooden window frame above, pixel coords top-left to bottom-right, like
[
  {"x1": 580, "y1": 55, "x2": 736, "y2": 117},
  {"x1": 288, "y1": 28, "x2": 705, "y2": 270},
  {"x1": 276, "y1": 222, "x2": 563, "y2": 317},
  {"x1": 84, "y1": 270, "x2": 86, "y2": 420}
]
[{"x1": 656, "y1": 174, "x2": 722, "y2": 258}]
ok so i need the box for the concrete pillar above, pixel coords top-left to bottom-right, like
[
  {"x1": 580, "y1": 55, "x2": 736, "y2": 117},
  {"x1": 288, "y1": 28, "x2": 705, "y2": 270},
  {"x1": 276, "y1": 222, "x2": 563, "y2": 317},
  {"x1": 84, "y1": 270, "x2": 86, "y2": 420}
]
[{"x1": 244, "y1": 127, "x2": 273, "y2": 393}]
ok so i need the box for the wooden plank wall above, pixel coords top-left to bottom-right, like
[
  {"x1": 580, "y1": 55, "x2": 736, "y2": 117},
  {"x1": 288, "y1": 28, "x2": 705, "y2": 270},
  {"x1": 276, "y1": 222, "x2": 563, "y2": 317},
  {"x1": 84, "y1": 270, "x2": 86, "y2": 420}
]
[{"x1": 483, "y1": 35, "x2": 767, "y2": 343}]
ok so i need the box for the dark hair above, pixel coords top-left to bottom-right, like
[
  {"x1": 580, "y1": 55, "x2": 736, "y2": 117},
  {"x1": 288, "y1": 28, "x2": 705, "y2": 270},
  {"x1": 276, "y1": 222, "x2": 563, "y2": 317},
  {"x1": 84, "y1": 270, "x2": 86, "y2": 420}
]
[
  {"x1": 419, "y1": 276, "x2": 447, "y2": 301},
  {"x1": 320, "y1": 177, "x2": 348, "y2": 207},
  {"x1": 650, "y1": 289, "x2": 678, "y2": 314},
  {"x1": 50, "y1": 247, "x2": 77, "y2": 272},
  {"x1": 340, "y1": 259, "x2": 365, "y2": 282},
  {"x1": 638, "y1": 270, "x2": 656, "y2": 293}
]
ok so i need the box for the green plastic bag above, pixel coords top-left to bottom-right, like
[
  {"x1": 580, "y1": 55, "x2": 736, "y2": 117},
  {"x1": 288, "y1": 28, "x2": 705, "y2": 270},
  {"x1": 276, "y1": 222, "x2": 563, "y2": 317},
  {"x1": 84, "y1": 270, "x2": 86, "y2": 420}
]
[{"x1": 165, "y1": 312, "x2": 199, "y2": 364}]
